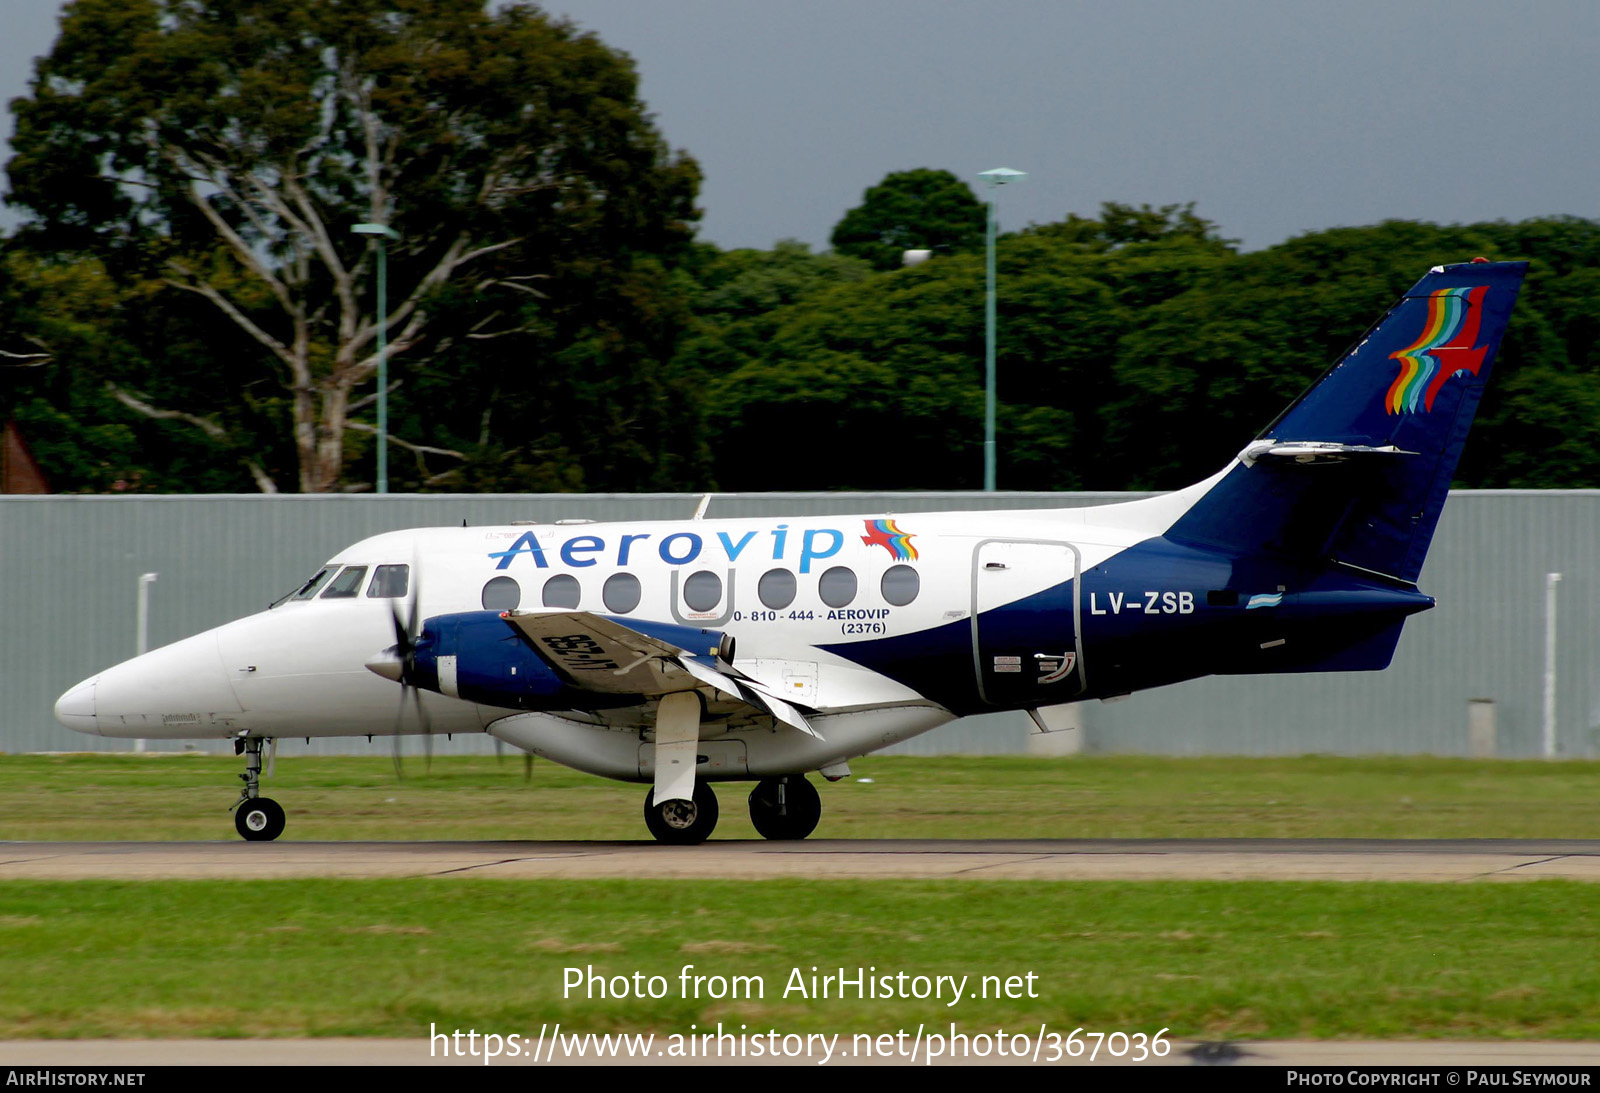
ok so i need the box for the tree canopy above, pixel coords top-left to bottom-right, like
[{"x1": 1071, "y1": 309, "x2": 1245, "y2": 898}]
[
  {"x1": 5, "y1": 110, "x2": 1600, "y2": 496},
  {"x1": 5, "y1": 0, "x2": 701, "y2": 492},
  {"x1": 830, "y1": 168, "x2": 985, "y2": 271},
  {"x1": 682, "y1": 206, "x2": 1600, "y2": 492}
]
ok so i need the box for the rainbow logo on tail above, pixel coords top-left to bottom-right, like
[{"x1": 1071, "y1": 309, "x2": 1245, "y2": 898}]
[
  {"x1": 861, "y1": 519, "x2": 918, "y2": 561},
  {"x1": 1384, "y1": 285, "x2": 1490, "y2": 414}
]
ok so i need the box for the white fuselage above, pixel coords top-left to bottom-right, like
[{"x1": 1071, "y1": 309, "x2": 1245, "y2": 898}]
[{"x1": 53, "y1": 483, "x2": 1217, "y2": 781}]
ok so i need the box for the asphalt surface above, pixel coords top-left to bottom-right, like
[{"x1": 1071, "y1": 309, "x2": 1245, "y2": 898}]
[{"x1": 3, "y1": 838, "x2": 1599, "y2": 881}]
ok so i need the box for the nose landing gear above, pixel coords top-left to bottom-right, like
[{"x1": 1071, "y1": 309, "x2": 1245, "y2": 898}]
[{"x1": 231, "y1": 736, "x2": 285, "y2": 842}]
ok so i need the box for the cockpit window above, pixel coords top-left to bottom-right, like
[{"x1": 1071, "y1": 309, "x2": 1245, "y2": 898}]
[
  {"x1": 291, "y1": 568, "x2": 334, "y2": 601},
  {"x1": 320, "y1": 565, "x2": 369, "y2": 599},
  {"x1": 367, "y1": 564, "x2": 410, "y2": 599}
]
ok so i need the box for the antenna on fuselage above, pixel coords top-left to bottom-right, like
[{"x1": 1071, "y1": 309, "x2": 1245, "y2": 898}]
[{"x1": 692, "y1": 494, "x2": 712, "y2": 520}]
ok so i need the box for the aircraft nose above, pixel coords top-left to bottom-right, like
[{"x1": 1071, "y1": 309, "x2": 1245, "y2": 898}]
[
  {"x1": 55, "y1": 676, "x2": 99, "y2": 735},
  {"x1": 76, "y1": 632, "x2": 243, "y2": 739}
]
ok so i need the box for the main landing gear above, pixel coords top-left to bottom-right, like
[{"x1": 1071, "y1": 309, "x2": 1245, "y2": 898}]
[
  {"x1": 640, "y1": 774, "x2": 827, "y2": 845},
  {"x1": 641, "y1": 775, "x2": 825, "y2": 844},
  {"x1": 747, "y1": 775, "x2": 822, "y2": 841},
  {"x1": 231, "y1": 736, "x2": 285, "y2": 842},
  {"x1": 643, "y1": 781, "x2": 719, "y2": 845}
]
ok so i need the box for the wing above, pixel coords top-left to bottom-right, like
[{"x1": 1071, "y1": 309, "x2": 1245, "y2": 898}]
[{"x1": 497, "y1": 609, "x2": 818, "y2": 737}]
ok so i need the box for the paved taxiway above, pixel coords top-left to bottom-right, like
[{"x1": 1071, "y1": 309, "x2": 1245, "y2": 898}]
[{"x1": 3, "y1": 838, "x2": 1599, "y2": 881}]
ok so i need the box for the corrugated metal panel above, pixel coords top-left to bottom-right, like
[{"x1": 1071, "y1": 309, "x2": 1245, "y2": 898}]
[
  {"x1": 1083, "y1": 492, "x2": 1600, "y2": 758},
  {"x1": 4, "y1": 491, "x2": 1593, "y2": 759}
]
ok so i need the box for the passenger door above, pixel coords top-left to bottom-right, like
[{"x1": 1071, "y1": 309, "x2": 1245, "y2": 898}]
[{"x1": 970, "y1": 539, "x2": 1084, "y2": 708}]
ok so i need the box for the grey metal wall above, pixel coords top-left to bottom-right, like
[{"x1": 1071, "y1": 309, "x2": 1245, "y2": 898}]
[{"x1": 4, "y1": 491, "x2": 1595, "y2": 759}]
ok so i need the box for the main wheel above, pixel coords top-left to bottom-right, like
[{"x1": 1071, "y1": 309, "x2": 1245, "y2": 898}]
[
  {"x1": 235, "y1": 796, "x2": 286, "y2": 842},
  {"x1": 643, "y1": 782, "x2": 719, "y2": 845},
  {"x1": 747, "y1": 775, "x2": 821, "y2": 841}
]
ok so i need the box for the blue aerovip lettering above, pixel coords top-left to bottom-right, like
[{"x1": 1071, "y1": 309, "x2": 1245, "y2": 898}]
[{"x1": 489, "y1": 525, "x2": 849, "y2": 571}]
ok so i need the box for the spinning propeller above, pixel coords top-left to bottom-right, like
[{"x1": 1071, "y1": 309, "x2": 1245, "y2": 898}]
[{"x1": 384, "y1": 566, "x2": 432, "y2": 778}]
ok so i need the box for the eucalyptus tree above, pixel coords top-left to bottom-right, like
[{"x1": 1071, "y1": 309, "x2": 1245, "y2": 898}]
[{"x1": 7, "y1": 0, "x2": 699, "y2": 491}]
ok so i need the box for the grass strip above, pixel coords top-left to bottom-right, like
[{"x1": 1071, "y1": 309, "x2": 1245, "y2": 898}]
[
  {"x1": 1, "y1": 877, "x2": 1598, "y2": 1039},
  {"x1": 5, "y1": 753, "x2": 1600, "y2": 841}
]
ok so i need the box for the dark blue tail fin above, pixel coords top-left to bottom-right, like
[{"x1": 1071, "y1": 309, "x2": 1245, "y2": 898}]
[{"x1": 1169, "y1": 260, "x2": 1527, "y2": 583}]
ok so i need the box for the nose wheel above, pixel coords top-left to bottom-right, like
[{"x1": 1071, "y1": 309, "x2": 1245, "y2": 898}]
[
  {"x1": 235, "y1": 796, "x2": 285, "y2": 841},
  {"x1": 747, "y1": 775, "x2": 821, "y2": 841},
  {"x1": 231, "y1": 736, "x2": 286, "y2": 842},
  {"x1": 643, "y1": 781, "x2": 719, "y2": 844}
]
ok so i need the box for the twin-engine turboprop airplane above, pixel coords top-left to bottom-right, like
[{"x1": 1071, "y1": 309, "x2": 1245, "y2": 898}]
[{"x1": 55, "y1": 260, "x2": 1526, "y2": 844}]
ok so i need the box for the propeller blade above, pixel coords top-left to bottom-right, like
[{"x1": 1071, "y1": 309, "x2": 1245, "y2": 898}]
[
  {"x1": 411, "y1": 684, "x2": 433, "y2": 775},
  {"x1": 390, "y1": 601, "x2": 408, "y2": 658},
  {"x1": 391, "y1": 708, "x2": 405, "y2": 781},
  {"x1": 384, "y1": 556, "x2": 424, "y2": 783}
]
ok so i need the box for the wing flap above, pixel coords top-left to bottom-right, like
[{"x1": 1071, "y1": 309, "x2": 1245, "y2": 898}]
[
  {"x1": 500, "y1": 610, "x2": 820, "y2": 738},
  {"x1": 499, "y1": 610, "x2": 699, "y2": 695}
]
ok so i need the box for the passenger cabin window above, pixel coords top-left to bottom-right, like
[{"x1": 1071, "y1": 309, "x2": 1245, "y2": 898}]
[
  {"x1": 320, "y1": 566, "x2": 368, "y2": 599},
  {"x1": 542, "y1": 574, "x2": 581, "y2": 608},
  {"x1": 818, "y1": 566, "x2": 858, "y2": 608},
  {"x1": 683, "y1": 571, "x2": 723, "y2": 612},
  {"x1": 367, "y1": 564, "x2": 410, "y2": 599},
  {"x1": 758, "y1": 568, "x2": 797, "y2": 610},
  {"x1": 604, "y1": 573, "x2": 641, "y2": 614},
  {"x1": 881, "y1": 564, "x2": 920, "y2": 606},
  {"x1": 291, "y1": 568, "x2": 334, "y2": 600},
  {"x1": 482, "y1": 576, "x2": 521, "y2": 611}
]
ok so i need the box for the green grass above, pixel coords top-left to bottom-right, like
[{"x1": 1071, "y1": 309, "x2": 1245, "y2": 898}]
[
  {"x1": 5, "y1": 755, "x2": 1600, "y2": 1042},
  {"x1": 4, "y1": 753, "x2": 1600, "y2": 841},
  {"x1": 0, "y1": 877, "x2": 1598, "y2": 1039}
]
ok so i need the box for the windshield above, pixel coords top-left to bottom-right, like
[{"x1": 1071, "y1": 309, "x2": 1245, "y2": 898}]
[
  {"x1": 320, "y1": 566, "x2": 369, "y2": 599},
  {"x1": 270, "y1": 566, "x2": 335, "y2": 609}
]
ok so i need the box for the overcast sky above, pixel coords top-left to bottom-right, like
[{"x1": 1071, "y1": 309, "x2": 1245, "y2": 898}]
[{"x1": 3, "y1": 0, "x2": 1597, "y2": 251}]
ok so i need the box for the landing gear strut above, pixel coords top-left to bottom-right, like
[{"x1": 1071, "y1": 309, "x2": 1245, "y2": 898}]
[
  {"x1": 643, "y1": 781, "x2": 719, "y2": 845},
  {"x1": 232, "y1": 736, "x2": 285, "y2": 842},
  {"x1": 747, "y1": 775, "x2": 821, "y2": 841}
]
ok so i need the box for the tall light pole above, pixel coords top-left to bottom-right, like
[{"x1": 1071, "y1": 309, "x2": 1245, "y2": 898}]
[
  {"x1": 352, "y1": 222, "x2": 401, "y2": 493},
  {"x1": 134, "y1": 571, "x2": 157, "y2": 754},
  {"x1": 978, "y1": 167, "x2": 1026, "y2": 491}
]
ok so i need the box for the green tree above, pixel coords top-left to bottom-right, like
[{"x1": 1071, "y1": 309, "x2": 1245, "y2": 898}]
[
  {"x1": 688, "y1": 210, "x2": 1600, "y2": 493},
  {"x1": 0, "y1": 247, "x2": 253, "y2": 492},
  {"x1": 1028, "y1": 201, "x2": 1235, "y2": 253},
  {"x1": 6, "y1": 0, "x2": 699, "y2": 492},
  {"x1": 830, "y1": 168, "x2": 985, "y2": 271}
]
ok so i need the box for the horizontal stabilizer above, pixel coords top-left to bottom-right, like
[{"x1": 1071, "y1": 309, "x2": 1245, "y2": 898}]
[{"x1": 1240, "y1": 440, "x2": 1418, "y2": 467}]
